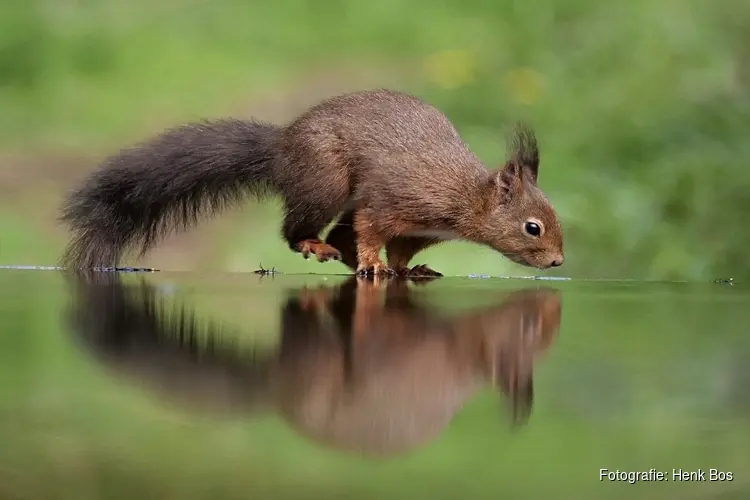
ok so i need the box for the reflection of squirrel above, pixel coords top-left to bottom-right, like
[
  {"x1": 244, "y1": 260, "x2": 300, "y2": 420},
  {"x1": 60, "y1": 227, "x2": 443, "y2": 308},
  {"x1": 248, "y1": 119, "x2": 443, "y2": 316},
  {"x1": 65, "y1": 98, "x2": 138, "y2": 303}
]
[
  {"x1": 277, "y1": 278, "x2": 563, "y2": 456},
  {"x1": 65, "y1": 273, "x2": 562, "y2": 458},
  {"x1": 60, "y1": 89, "x2": 564, "y2": 275}
]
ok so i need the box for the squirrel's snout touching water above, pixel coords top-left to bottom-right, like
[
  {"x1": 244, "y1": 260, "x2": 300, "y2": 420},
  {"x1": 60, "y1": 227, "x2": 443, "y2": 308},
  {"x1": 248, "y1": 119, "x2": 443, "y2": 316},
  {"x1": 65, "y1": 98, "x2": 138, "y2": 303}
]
[{"x1": 59, "y1": 89, "x2": 564, "y2": 275}]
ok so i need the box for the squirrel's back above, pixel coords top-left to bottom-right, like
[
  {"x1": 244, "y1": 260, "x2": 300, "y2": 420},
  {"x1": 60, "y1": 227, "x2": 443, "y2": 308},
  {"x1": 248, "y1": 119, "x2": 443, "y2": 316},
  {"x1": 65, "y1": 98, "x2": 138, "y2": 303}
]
[
  {"x1": 284, "y1": 89, "x2": 484, "y2": 175},
  {"x1": 271, "y1": 89, "x2": 488, "y2": 219}
]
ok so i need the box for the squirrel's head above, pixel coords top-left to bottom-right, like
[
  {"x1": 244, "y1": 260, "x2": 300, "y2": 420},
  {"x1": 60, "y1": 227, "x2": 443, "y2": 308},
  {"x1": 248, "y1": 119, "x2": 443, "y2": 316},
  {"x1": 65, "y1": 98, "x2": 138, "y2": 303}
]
[{"x1": 478, "y1": 123, "x2": 564, "y2": 270}]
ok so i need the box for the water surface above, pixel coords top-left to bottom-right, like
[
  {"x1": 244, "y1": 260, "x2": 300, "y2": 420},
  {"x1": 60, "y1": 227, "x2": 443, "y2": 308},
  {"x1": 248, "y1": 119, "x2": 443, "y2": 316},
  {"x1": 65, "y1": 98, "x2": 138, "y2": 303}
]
[{"x1": 1, "y1": 270, "x2": 748, "y2": 499}]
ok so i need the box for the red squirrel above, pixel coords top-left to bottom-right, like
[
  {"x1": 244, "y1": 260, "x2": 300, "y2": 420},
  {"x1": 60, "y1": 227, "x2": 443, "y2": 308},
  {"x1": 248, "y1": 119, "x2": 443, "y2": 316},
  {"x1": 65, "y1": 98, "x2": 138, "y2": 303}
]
[{"x1": 60, "y1": 89, "x2": 564, "y2": 276}]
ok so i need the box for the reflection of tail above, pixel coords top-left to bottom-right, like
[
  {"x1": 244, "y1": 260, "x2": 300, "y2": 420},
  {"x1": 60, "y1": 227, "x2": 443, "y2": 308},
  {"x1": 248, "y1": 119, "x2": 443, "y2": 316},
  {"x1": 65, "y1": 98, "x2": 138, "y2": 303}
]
[{"x1": 64, "y1": 272, "x2": 275, "y2": 415}]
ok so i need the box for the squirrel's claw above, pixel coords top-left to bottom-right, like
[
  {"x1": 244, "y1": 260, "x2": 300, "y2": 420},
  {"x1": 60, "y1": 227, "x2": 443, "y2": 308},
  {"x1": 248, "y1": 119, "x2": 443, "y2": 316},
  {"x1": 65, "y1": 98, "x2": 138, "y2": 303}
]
[
  {"x1": 406, "y1": 264, "x2": 443, "y2": 278},
  {"x1": 356, "y1": 263, "x2": 397, "y2": 277}
]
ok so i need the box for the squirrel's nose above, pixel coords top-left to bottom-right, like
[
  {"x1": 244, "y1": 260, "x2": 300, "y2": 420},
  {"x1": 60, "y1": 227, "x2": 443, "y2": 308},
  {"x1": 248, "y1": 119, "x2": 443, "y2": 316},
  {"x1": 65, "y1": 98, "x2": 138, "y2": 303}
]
[{"x1": 550, "y1": 257, "x2": 564, "y2": 267}]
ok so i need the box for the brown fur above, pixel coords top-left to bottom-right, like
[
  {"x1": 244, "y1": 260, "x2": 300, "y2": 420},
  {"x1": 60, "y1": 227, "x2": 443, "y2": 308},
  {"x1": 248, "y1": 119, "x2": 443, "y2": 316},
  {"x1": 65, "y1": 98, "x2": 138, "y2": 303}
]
[
  {"x1": 59, "y1": 89, "x2": 564, "y2": 274},
  {"x1": 65, "y1": 273, "x2": 563, "y2": 458}
]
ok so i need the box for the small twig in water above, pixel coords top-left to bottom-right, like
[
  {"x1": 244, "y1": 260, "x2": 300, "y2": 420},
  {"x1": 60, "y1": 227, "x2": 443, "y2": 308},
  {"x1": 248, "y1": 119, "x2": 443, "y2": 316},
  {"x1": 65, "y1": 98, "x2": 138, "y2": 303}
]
[{"x1": 253, "y1": 263, "x2": 278, "y2": 276}]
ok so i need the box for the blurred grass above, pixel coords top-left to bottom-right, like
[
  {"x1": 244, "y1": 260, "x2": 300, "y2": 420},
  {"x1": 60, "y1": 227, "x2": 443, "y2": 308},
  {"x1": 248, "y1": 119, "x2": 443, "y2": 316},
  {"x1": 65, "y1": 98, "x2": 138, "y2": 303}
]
[{"x1": 1, "y1": 0, "x2": 750, "y2": 280}]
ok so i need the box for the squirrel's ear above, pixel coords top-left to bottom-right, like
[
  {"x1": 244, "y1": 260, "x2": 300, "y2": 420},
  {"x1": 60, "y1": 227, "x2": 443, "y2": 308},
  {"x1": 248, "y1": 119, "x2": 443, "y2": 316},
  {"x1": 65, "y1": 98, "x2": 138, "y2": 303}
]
[{"x1": 494, "y1": 161, "x2": 523, "y2": 204}]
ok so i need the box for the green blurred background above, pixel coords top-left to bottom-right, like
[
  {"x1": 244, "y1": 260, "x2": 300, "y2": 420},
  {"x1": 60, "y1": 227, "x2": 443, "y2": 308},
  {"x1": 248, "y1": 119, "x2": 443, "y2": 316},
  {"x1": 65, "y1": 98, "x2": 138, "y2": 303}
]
[
  {"x1": 4, "y1": 4, "x2": 750, "y2": 498},
  {"x1": 2, "y1": 0, "x2": 750, "y2": 280}
]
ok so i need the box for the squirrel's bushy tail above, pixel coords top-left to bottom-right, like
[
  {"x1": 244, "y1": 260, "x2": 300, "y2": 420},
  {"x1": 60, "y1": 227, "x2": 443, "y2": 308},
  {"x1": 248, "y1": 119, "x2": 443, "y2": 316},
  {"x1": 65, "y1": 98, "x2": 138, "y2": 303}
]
[{"x1": 60, "y1": 119, "x2": 281, "y2": 269}]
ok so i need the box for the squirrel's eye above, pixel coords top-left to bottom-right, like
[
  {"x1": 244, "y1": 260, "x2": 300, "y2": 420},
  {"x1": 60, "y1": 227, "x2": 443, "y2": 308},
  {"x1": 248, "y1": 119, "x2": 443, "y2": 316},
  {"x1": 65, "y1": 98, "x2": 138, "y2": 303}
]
[{"x1": 524, "y1": 221, "x2": 541, "y2": 237}]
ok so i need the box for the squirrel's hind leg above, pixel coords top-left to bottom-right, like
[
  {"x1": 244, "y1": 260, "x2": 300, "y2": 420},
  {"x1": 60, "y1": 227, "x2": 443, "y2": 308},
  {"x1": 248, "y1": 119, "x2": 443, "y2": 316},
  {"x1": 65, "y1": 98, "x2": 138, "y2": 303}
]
[
  {"x1": 296, "y1": 240, "x2": 342, "y2": 263},
  {"x1": 324, "y1": 210, "x2": 359, "y2": 271},
  {"x1": 386, "y1": 237, "x2": 443, "y2": 278},
  {"x1": 282, "y1": 202, "x2": 343, "y2": 264}
]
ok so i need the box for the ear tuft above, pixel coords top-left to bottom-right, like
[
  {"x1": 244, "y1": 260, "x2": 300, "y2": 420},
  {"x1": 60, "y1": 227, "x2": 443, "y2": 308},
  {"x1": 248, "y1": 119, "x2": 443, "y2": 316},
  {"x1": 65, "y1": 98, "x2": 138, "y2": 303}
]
[{"x1": 506, "y1": 122, "x2": 539, "y2": 185}]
